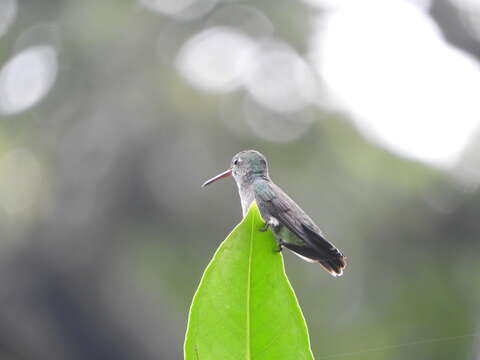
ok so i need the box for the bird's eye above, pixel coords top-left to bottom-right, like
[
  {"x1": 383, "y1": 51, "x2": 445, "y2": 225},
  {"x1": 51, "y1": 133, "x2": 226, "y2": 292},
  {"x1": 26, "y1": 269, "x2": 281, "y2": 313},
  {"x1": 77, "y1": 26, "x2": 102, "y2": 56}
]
[{"x1": 234, "y1": 159, "x2": 239, "y2": 165}]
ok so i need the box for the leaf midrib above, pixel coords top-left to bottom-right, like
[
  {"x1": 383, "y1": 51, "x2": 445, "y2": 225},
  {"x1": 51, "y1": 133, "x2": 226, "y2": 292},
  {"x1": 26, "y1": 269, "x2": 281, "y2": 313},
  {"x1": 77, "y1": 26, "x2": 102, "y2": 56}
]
[{"x1": 245, "y1": 212, "x2": 255, "y2": 359}]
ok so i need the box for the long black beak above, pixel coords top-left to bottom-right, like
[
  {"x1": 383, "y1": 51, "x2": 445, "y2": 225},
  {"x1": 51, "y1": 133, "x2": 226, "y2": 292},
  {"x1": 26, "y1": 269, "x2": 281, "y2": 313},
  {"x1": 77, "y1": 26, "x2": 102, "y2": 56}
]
[{"x1": 201, "y1": 169, "x2": 232, "y2": 187}]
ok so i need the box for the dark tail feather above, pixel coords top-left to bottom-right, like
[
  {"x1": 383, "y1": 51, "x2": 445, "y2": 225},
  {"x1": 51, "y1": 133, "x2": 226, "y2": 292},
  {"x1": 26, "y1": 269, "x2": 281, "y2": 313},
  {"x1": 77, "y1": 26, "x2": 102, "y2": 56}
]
[
  {"x1": 318, "y1": 256, "x2": 347, "y2": 277},
  {"x1": 299, "y1": 223, "x2": 347, "y2": 276},
  {"x1": 283, "y1": 243, "x2": 347, "y2": 277}
]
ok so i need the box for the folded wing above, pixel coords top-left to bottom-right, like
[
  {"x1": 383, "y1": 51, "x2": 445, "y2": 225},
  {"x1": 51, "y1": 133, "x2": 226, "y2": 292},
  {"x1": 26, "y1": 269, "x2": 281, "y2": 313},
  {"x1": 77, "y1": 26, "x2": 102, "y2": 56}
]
[{"x1": 254, "y1": 180, "x2": 346, "y2": 276}]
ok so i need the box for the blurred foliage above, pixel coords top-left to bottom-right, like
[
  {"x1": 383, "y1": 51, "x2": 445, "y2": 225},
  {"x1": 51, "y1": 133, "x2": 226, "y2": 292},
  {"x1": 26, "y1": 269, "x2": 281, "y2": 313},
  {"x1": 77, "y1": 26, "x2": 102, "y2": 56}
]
[{"x1": 0, "y1": 0, "x2": 478, "y2": 360}]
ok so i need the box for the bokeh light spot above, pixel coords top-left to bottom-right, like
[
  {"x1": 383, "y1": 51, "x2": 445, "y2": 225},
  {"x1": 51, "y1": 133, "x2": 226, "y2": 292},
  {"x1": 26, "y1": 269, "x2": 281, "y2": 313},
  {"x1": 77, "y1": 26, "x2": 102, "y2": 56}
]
[
  {"x1": 206, "y1": 4, "x2": 274, "y2": 39},
  {"x1": 242, "y1": 42, "x2": 316, "y2": 113},
  {"x1": 0, "y1": 45, "x2": 58, "y2": 115},
  {"x1": 176, "y1": 27, "x2": 255, "y2": 93},
  {"x1": 310, "y1": 0, "x2": 480, "y2": 167},
  {"x1": 140, "y1": 0, "x2": 217, "y2": 20},
  {"x1": 141, "y1": 0, "x2": 195, "y2": 16}
]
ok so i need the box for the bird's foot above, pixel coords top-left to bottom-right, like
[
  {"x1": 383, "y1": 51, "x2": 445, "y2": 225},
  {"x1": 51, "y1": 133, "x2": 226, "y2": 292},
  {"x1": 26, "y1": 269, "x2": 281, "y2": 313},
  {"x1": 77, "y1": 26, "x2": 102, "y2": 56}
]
[
  {"x1": 260, "y1": 218, "x2": 279, "y2": 232},
  {"x1": 259, "y1": 222, "x2": 269, "y2": 232}
]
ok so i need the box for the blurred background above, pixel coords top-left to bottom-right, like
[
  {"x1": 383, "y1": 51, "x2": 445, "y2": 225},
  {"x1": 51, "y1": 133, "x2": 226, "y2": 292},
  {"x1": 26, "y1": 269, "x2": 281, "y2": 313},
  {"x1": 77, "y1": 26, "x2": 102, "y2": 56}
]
[{"x1": 0, "y1": 0, "x2": 479, "y2": 359}]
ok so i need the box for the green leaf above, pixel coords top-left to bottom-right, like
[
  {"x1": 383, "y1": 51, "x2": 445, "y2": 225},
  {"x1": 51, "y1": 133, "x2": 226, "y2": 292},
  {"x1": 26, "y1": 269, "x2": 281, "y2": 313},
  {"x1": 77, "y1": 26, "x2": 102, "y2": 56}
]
[{"x1": 184, "y1": 202, "x2": 314, "y2": 360}]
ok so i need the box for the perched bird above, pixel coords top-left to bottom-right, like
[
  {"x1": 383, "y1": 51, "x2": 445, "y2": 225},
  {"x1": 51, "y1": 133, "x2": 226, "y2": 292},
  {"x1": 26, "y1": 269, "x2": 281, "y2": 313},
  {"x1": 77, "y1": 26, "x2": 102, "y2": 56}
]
[{"x1": 202, "y1": 150, "x2": 346, "y2": 277}]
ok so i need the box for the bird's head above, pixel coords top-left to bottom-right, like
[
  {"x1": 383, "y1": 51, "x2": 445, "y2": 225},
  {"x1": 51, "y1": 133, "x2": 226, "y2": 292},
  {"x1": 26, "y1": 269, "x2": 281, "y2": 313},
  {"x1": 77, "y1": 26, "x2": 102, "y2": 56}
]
[
  {"x1": 231, "y1": 150, "x2": 268, "y2": 183},
  {"x1": 202, "y1": 150, "x2": 269, "y2": 187}
]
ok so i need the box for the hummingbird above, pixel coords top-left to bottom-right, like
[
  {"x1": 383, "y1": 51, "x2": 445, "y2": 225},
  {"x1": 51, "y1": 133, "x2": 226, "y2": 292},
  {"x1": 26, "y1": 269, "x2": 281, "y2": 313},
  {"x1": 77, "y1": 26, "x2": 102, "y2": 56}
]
[{"x1": 202, "y1": 150, "x2": 346, "y2": 277}]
